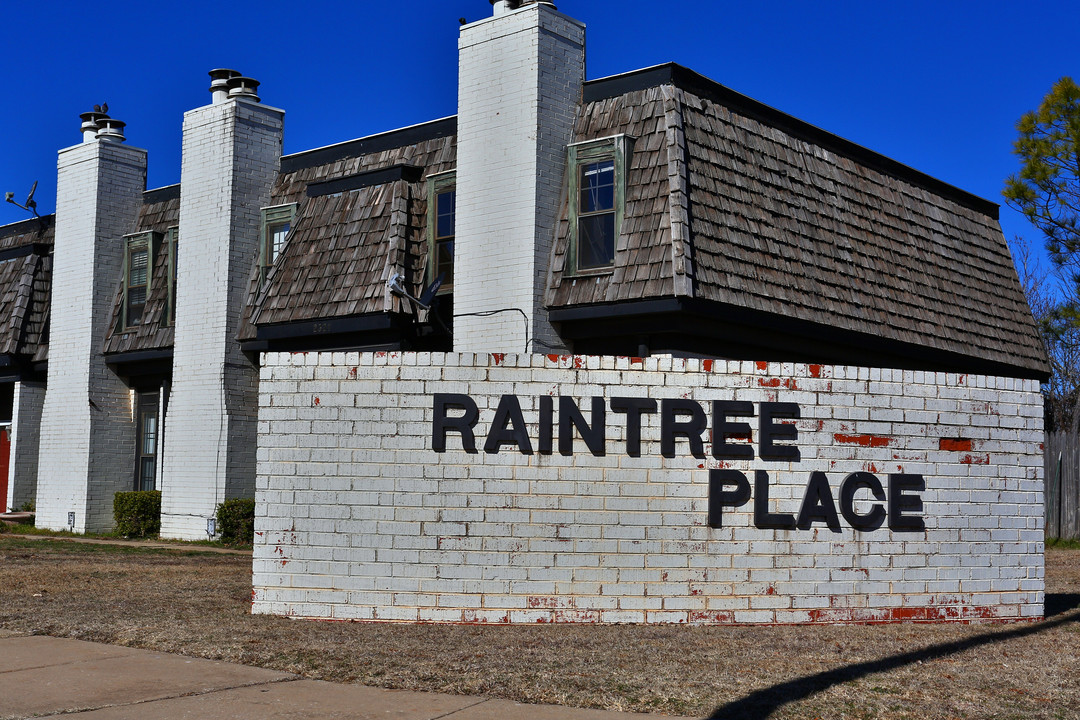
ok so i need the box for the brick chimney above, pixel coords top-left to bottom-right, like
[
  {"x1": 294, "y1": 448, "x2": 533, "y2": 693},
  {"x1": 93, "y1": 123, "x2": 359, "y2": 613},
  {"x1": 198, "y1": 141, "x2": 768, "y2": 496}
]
[
  {"x1": 36, "y1": 111, "x2": 145, "y2": 533},
  {"x1": 158, "y1": 71, "x2": 283, "y2": 540},
  {"x1": 453, "y1": 1, "x2": 584, "y2": 353}
]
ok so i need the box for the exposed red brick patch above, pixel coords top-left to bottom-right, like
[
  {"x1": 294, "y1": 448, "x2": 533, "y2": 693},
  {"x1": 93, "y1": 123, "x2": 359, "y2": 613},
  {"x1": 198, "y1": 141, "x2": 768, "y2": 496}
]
[
  {"x1": 783, "y1": 377, "x2": 798, "y2": 390},
  {"x1": 553, "y1": 609, "x2": 599, "y2": 623},
  {"x1": 809, "y1": 364, "x2": 823, "y2": 378},
  {"x1": 960, "y1": 454, "x2": 990, "y2": 465},
  {"x1": 630, "y1": 356, "x2": 644, "y2": 366},
  {"x1": 547, "y1": 354, "x2": 561, "y2": 363},
  {"x1": 755, "y1": 361, "x2": 768, "y2": 371},
  {"x1": 347, "y1": 367, "x2": 358, "y2": 379},
  {"x1": 939, "y1": 438, "x2": 973, "y2": 452},
  {"x1": 702, "y1": 359, "x2": 714, "y2": 372},
  {"x1": 491, "y1": 353, "x2": 505, "y2": 365},
  {"x1": 689, "y1": 611, "x2": 735, "y2": 623},
  {"x1": 527, "y1": 596, "x2": 560, "y2": 609},
  {"x1": 758, "y1": 377, "x2": 780, "y2": 388},
  {"x1": 834, "y1": 433, "x2": 893, "y2": 448}
]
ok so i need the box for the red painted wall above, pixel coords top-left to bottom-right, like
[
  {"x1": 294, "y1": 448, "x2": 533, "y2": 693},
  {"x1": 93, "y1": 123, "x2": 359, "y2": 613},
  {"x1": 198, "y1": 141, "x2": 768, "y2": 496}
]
[{"x1": 0, "y1": 428, "x2": 9, "y2": 512}]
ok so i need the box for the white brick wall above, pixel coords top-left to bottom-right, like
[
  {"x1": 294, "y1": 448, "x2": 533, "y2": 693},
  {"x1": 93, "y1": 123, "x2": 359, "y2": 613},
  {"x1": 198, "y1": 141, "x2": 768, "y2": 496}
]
[
  {"x1": 159, "y1": 99, "x2": 283, "y2": 540},
  {"x1": 37, "y1": 140, "x2": 146, "y2": 532},
  {"x1": 454, "y1": 4, "x2": 584, "y2": 354},
  {"x1": 252, "y1": 353, "x2": 1045, "y2": 624},
  {"x1": 6, "y1": 380, "x2": 44, "y2": 511}
]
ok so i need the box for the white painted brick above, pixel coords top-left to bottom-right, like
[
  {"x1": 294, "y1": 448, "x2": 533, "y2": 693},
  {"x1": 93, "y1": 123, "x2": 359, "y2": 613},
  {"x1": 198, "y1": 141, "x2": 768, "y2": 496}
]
[{"x1": 253, "y1": 353, "x2": 1044, "y2": 625}]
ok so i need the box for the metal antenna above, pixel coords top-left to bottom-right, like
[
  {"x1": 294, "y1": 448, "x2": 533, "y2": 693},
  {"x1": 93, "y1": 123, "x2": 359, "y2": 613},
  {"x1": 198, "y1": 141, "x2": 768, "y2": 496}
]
[{"x1": 4, "y1": 181, "x2": 39, "y2": 217}]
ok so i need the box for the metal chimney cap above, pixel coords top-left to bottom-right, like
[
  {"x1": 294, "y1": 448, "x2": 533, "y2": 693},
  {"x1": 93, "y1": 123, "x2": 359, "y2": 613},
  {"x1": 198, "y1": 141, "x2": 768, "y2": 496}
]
[
  {"x1": 227, "y1": 76, "x2": 261, "y2": 102},
  {"x1": 208, "y1": 68, "x2": 242, "y2": 80},
  {"x1": 96, "y1": 117, "x2": 126, "y2": 142}
]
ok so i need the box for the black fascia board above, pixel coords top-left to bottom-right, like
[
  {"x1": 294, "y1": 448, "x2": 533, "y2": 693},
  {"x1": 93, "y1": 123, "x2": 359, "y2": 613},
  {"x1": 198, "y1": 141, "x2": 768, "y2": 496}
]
[
  {"x1": 104, "y1": 348, "x2": 174, "y2": 366},
  {"x1": 0, "y1": 214, "x2": 54, "y2": 241},
  {"x1": 143, "y1": 184, "x2": 180, "y2": 204},
  {"x1": 549, "y1": 297, "x2": 1049, "y2": 382},
  {"x1": 0, "y1": 353, "x2": 43, "y2": 382},
  {"x1": 306, "y1": 165, "x2": 424, "y2": 197},
  {"x1": 104, "y1": 349, "x2": 173, "y2": 381},
  {"x1": 254, "y1": 313, "x2": 400, "y2": 342},
  {"x1": 583, "y1": 63, "x2": 998, "y2": 219},
  {"x1": 281, "y1": 117, "x2": 457, "y2": 174},
  {"x1": 0, "y1": 243, "x2": 50, "y2": 263}
]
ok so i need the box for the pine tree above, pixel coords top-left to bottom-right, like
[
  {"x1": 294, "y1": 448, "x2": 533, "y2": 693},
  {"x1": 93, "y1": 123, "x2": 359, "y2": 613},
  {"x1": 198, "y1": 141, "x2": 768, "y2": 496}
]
[{"x1": 1004, "y1": 77, "x2": 1080, "y2": 283}]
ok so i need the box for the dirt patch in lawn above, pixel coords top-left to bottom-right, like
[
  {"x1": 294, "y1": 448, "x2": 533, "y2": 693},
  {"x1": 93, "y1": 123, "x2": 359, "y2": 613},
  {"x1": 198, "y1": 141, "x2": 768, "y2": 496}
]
[{"x1": 0, "y1": 537, "x2": 1077, "y2": 719}]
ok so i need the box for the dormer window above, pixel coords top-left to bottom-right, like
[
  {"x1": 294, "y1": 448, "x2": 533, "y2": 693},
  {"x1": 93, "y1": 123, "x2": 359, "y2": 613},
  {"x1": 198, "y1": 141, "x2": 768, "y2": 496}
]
[
  {"x1": 427, "y1": 171, "x2": 456, "y2": 291},
  {"x1": 259, "y1": 203, "x2": 296, "y2": 286},
  {"x1": 567, "y1": 135, "x2": 632, "y2": 275},
  {"x1": 122, "y1": 231, "x2": 162, "y2": 328}
]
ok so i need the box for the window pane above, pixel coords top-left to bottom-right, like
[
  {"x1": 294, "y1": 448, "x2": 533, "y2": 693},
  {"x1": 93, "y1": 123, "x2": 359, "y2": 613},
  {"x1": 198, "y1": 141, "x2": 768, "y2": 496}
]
[
  {"x1": 436, "y1": 239, "x2": 454, "y2": 284},
  {"x1": 142, "y1": 414, "x2": 157, "y2": 455},
  {"x1": 127, "y1": 287, "x2": 146, "y2": 326},
  {"x1": 270, "y1": 222, "x2": 290, "y2": 262},
  {"x1": 436, "y1": 190, "x2": 455, "y2": 239},
  {"x1": 580, "y1": 160, "x2": 615, "y2": 213},
  {"x1": 578, "y1": 213, "x2": 615, "y2": 269},
  {"x1": 140, "y1": 458, "x2": 156, "y2": 491},
  {"x1": 129, "y1": 249, "x2": 148, "y2": 286}
]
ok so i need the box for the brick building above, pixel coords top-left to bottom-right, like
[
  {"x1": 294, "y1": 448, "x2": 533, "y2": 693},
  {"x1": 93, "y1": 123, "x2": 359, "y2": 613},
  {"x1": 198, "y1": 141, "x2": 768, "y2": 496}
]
[{"x1": 0, "y1": 1, "x2": 1050, "y2": 622}]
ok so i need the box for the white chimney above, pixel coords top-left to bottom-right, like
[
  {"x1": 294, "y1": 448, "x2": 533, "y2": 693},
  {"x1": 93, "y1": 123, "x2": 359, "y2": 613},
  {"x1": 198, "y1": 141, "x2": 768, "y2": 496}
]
[{"x1": 455, "y1": 2, "x2": 584, "y2": 353}]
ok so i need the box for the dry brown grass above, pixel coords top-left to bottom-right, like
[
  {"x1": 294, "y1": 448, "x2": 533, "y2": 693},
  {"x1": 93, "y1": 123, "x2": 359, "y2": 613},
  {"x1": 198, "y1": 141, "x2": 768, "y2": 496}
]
[{"x1": 0, "y1": 537, "x2": 1077, "y2": 720}]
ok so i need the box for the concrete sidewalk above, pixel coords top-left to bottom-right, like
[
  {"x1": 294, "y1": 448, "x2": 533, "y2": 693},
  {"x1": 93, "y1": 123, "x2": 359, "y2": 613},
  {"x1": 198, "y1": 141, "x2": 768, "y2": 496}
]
[{"x1": 0, "y1": 631, "x2": 681, "y2": 720}]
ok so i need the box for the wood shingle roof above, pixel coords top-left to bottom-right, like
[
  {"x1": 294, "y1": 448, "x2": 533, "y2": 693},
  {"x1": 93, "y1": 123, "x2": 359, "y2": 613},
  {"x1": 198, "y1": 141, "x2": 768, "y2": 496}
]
[
  {"x1": 239, "y1": 126, "x2": 455, "y2": 341},
  {"x1": 0, "y1": 215, "x2": 52, "y2": 367},
  {"x1": 547, "y1": 64, "x2": 1048, "y2": 379},
  {"x1": 102, "y1": 186, "x2": 179, "y2": 355}
]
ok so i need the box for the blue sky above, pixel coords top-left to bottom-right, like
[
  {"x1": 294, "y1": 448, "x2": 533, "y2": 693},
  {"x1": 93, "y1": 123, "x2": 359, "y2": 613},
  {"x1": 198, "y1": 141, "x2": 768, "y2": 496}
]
[{"x1": 1, "y1": 0, "x2": 1076, "y2": 276}]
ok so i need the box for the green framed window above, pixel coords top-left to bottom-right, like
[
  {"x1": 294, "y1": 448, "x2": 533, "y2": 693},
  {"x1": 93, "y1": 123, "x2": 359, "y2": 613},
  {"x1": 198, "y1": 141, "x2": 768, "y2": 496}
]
[
  {"x1": 567, "y1": 135, "x2": 632, "y2": 275},
  {"x1": 164, "y1": 227, "x2": 178, "y2": 326},
  {"x1": 134, "y1": 391, "x2": 159, "y2": 491},
  {"x1": 259, "y1": 203, "x2": 296, "y2": 286},
  {"x1": 122, "y1": 231, "x2": 162, "y2": 329},
  {"x1": 426, "y1": 171, "x2": 455, "y2": 292}
]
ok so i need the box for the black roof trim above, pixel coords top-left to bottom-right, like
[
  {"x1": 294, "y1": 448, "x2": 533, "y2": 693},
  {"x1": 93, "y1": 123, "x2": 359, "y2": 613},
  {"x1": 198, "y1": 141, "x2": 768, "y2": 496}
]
[
  {"x1": 143, "y1": 184, "x2": 180, "y2": 204},
  {"x1": 0, "y1": 243, "x2": 49, "y2": 263},
  {"x1": 550, "y1": 297, "x2": 1048, "y2": 381},
  {"x1": 584, "y1": 63, "x2": 998, "y2": 219},
  {"x1": 103, "y1": 348, "x2": 173, "y2": 365},
  {"x1": 307, "y1": 165, "x2": 424, "y2": 197},
  {"x1": 281, "y1": 117, "x2": 457, "y2": 174},
  {"x1": 255, "y1": 313, "x2": 398, "y2": 342},
  {"x1": 0, "y1": 353, "x2": 44, "y2": 382},
  {"x1": 0, "y1": 214, "x2": 54, "y2": 241}
]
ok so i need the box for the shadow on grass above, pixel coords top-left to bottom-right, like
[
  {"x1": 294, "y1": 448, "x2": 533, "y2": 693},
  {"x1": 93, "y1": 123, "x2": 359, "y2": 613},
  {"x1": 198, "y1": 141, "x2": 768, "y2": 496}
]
[{"x1": 708, "y1": 594, "x2": 1080, "y2": 720}]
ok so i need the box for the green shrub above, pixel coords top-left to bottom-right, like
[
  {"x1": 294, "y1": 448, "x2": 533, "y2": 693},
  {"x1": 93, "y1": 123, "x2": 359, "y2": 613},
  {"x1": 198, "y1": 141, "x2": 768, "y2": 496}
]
[
  {"x1": 113, "y1": 491, "x2": 161, "y2": 538},
  {"x1": 216, "y1": 498, "x2": 256, "y2": 545}
]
